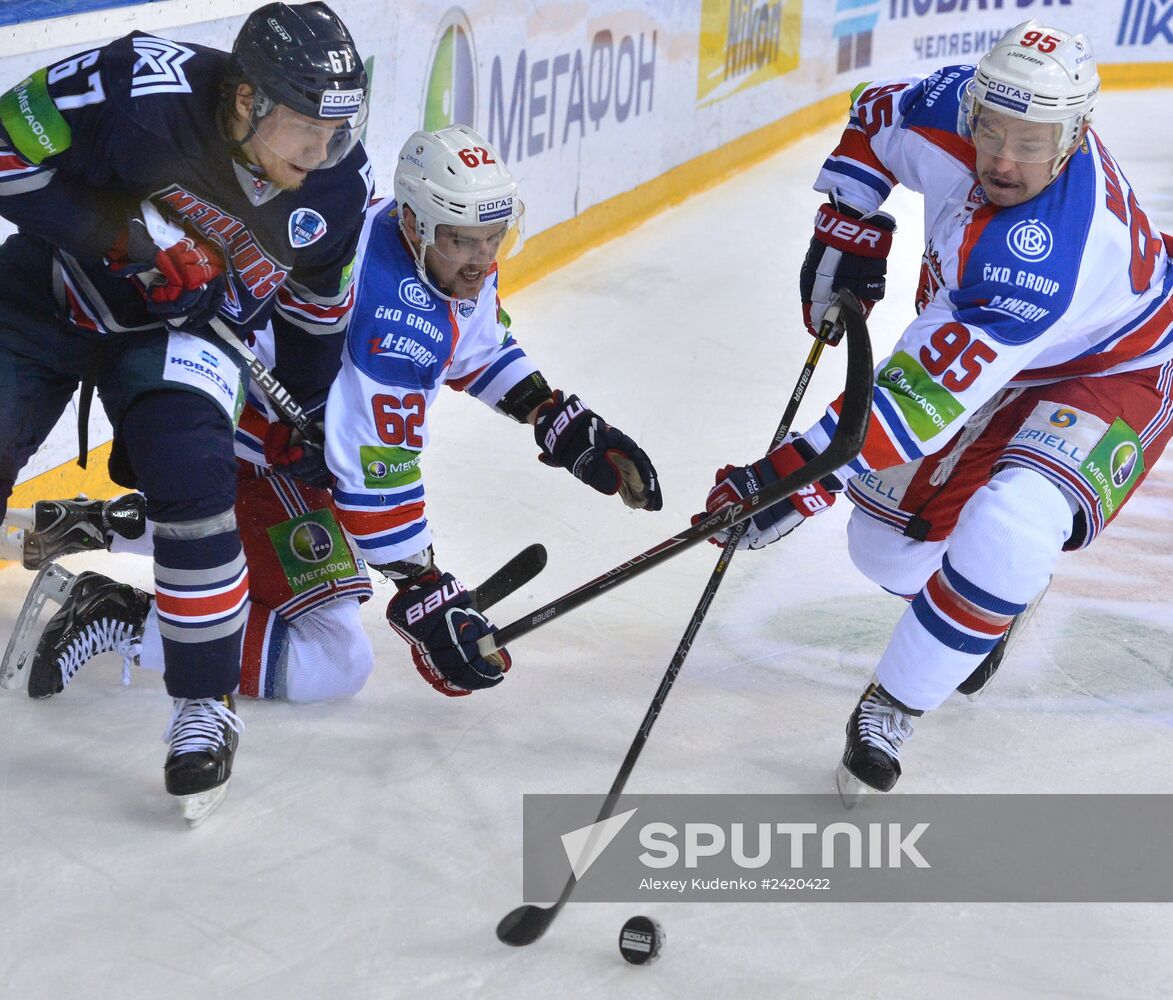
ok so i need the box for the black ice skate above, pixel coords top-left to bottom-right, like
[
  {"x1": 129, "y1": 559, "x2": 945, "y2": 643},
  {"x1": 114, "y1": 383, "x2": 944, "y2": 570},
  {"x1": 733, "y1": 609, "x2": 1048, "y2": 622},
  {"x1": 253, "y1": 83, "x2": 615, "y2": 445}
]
[
  {"x1": 163, "y1": 694, "x2": 243, "y2": 827},
  {"x1": 21, "y1": 493, "x2": 147, "y2": 571},
  {"x1": 27, "y1": 572, "x2": 153, "y2": 699},
  {"x1": 836, "y1": 682, "x2": 922, "y2": 804},
  {"x1": 955, "y1": 577, "x2": 1051, "y2": 700}
]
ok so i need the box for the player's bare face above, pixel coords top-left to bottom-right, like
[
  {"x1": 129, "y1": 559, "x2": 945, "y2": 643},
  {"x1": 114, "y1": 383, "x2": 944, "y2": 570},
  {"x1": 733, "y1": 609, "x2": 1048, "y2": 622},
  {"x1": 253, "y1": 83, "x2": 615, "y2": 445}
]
[
  {"x1": 973, "y1": 113, "x2": 1066, "y2": 207},
  {"x1": 424, "y1": 224, "x2": 509, "y2": 300}
]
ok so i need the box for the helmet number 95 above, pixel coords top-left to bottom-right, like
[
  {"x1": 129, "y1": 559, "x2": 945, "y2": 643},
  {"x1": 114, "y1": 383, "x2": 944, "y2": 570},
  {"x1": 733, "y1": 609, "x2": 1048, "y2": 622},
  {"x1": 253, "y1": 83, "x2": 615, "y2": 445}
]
[{"x1": 1020, "y1": 30, "x2": 1061, "y2": 53}]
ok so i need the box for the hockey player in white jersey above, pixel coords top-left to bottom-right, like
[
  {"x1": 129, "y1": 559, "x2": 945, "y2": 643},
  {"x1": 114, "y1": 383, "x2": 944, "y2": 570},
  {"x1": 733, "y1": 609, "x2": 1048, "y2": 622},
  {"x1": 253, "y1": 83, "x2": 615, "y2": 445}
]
[
  {"x1": 698, "y1": 22, "x2": 1173, "y2": 796},
  {"x1": 289, "y1": 123, "x2": 662, "y2": 697}
]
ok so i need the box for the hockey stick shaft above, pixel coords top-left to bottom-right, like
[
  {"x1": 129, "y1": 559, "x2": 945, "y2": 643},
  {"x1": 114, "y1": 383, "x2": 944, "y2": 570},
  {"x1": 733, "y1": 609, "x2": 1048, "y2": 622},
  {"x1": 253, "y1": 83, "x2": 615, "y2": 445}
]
[
  {"x1": 480, "y1": 292, "x2": 873, "y2": 658},
  {"x1": 496, "y1": 291, "x2": 873, "y2": 945},
  {"x1": 208, "y1": 316, "x2": 318, "y2": 440}
]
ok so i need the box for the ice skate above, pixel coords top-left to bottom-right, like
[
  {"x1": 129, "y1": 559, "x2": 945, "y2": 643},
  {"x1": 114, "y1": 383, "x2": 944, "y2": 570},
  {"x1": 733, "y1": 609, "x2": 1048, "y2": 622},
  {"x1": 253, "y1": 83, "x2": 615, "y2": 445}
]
[
  {"x1": 836, "y1": 681, "x2": 922, "y2": 805},
  {"x1": 1, "y1": 563, "x2": 80, "y2": 691},
  {"x1": 163, "y1": 694, "x2": 243, "y2": 828},
  {"x1": 27, "y1": 572, "x2": 153, "y2": 699},
  {"x1": 20, "y1": 493, "x2": 147, "y2": 571}
]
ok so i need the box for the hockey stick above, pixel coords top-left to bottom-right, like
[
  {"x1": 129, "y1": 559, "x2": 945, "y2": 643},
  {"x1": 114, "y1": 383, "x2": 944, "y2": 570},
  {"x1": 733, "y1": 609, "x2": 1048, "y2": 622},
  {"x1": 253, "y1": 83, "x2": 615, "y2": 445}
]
[
  {"x1": 208, "y1": 316, "x2": 319, "y2": 440},
  {"x1": 495, "y1": 290, "x2": 873, "y2": 946},
  {"x1": 470, "y1": 543, "x2": 548, "y2": 612},
  {"x1": 479, "y1": 290, "x2": 873, "y2": 660}
]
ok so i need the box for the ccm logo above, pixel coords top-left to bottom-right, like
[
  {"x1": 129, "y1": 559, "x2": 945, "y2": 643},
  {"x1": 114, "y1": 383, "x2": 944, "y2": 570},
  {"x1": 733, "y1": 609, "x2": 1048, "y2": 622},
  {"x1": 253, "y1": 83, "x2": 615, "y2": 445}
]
[
  {"x1": 816, "y1": 211, "x2": 884, "y2": 249},
  {"x1": 405, "y1": 579, "x2": 466, "y2": 625},
  {"x1": 544, "y1": 399, "x2": 586, "y2": 452}
]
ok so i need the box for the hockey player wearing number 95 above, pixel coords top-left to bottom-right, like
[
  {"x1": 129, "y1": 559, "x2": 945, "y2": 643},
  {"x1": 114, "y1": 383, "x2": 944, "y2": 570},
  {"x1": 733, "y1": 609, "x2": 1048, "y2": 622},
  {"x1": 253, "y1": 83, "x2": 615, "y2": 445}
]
[
  {"x1": 0, "y1": 2, "x2": 372, "y2": 824},
  {"x1": 699, "y1": 21, "x2": 1173, "y2": 797},
  {"x1": 268, "y1": 123, "x2": 662, "y2": 698}
]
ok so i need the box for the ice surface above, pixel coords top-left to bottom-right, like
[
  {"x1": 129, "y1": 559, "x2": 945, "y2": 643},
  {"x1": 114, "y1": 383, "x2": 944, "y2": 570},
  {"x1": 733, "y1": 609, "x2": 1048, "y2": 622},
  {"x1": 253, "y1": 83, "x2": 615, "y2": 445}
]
[{"x1": 1, "y1": 88, "x2": 1172, "y2": 1000}]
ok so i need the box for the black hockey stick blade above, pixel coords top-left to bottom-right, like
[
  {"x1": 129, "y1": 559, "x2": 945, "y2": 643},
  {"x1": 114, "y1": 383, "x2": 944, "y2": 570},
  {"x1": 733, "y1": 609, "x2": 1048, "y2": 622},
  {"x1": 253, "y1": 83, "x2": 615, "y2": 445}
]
[
  {"x1": 470, "y1": 543, "x2": 548, "y2": 612},
  {"x1": 483, "y1": 290, "x2": 873, "y2": 655}
]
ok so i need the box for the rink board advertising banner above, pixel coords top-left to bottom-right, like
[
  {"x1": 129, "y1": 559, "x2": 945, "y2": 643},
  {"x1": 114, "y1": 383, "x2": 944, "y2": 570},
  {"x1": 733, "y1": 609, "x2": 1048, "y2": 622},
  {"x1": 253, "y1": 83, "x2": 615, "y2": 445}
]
[{"x1": 521, "y1": 794, "x2": 1173, "y2": 902}]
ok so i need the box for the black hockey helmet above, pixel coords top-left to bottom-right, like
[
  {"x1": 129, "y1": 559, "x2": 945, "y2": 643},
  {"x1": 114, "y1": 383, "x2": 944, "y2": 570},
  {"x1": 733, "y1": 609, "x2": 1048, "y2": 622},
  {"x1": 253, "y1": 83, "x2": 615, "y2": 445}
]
[{"x1": 232, "y1": 2, "x2": 368, "y2": 122}]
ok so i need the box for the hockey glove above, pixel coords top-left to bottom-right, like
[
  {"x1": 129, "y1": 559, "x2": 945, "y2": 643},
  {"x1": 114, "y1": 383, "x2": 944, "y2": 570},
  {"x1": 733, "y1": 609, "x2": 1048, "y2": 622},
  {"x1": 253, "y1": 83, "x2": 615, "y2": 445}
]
[
  {"x1": 262, "y1": 398, "x2": 332, "y2": 488},
  {"x1": 107, "y1": 209, "x2": 226, "y2": 331},
  {"x1": 386, "y1": 569, "x2": 512, "y2": 697},
  {"x1": 533, "y1": 391, "x2": 663, "y2": 511},
  {"x1": 697, "y1": 436, "x2": 843, "y2": 550},
  {"x1": 800, "y1": 198, "x2": 895, "y2": 341}
]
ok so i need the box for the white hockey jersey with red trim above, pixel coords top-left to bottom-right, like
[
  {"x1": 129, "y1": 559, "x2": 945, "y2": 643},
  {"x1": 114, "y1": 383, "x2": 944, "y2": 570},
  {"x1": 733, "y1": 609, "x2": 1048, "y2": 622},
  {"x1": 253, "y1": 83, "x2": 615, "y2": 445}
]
[{"x1": 802, "y1": 66, "x2": 1173, "y2": 475}]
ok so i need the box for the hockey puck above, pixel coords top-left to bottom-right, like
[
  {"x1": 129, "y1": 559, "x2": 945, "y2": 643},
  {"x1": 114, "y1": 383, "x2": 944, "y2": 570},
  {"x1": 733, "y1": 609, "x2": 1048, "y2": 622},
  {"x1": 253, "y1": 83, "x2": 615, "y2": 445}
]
[{"x1": 618, "y1": 915, "x2": 664, "y2": 965}]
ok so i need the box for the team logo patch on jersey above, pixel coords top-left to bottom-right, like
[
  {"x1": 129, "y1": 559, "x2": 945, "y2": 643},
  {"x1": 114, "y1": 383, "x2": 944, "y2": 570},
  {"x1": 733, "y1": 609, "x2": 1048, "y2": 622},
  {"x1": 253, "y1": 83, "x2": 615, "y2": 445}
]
[
  {"x1": 129, "y1": 38, "x2": 195, "y2": 96},
  {"x1": 399, "y1": 276, "x2": 434, "y2": 310},
  {"x1": 457, "y1": 300, "x2": 476, "y2": 317},
  {"x1": 1007, "y1": 219, "x2": 1053, "y2": 263},
  {"x1": 289, "y1": 208, "x2": 328, "y2": 248}
]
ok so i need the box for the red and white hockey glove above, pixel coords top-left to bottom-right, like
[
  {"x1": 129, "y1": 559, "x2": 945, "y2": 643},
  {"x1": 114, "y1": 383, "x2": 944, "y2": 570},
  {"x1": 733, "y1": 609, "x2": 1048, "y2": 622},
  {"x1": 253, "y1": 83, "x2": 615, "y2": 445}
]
[
  {"x1": 386, "y1": 569, "x2": 512, "y2": 697},
  {"x1": 800, "y1": 199, "x2": 895, "y2": 341},
  {"x1": 533, "y1": 391, "x2": 663, "y2": 510},
  {"x1": 107, "y1": 207, "x2": 226, "y2": 331},
  {"x1": 697, "y1": 436, "x2": 843, "y2": 550}
]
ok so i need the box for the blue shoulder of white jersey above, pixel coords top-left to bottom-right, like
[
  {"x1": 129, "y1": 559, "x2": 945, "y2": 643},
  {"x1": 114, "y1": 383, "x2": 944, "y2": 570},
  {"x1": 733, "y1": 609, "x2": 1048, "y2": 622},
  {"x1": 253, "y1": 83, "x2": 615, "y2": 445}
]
[
  {"x1": 951, "y1": 149, "x2": 1094, "y2": 346},
  {"x1": 344, "y1": 203, "x2": 456, "y2": 390},
  {"x1": 896, "y1": 65, "x2": 975, "y2": 134}
]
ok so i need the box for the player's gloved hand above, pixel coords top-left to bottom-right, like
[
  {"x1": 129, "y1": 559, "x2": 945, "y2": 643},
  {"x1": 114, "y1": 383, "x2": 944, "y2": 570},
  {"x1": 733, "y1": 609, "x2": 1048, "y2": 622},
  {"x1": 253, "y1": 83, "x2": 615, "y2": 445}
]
[
  {"x1": 695, "y1": 436, "x2": 843, "y2": 550},
  {"x1": 106, "y1": 209, "x2": 226, "y2": 330},
  {"x1": 800, "y1": 198, "x2": 895, "y2": 341},
  {"x1": 263, "y1": 420, "x2": 332, "y2": 488},
  {"x1": 533, "y1": 391, "x2": 663, "y2": 511},
  {"x1": 386, "y1": 569, "x2": 512, "y2": 697}
]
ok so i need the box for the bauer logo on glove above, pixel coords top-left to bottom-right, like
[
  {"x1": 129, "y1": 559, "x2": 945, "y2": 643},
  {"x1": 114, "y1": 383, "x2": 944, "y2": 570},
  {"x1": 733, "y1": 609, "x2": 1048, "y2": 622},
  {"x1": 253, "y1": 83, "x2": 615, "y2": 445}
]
[{"x1": 533, "y1": 390, "x2": 663, "y2": 511}]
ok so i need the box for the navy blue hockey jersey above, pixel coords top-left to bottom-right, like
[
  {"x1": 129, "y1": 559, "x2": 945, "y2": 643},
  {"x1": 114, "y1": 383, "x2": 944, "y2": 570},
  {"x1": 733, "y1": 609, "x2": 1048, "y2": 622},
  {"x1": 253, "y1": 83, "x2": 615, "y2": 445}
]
[{"x1": 0, "y1": 31, "x2": 373, "y2": 403}]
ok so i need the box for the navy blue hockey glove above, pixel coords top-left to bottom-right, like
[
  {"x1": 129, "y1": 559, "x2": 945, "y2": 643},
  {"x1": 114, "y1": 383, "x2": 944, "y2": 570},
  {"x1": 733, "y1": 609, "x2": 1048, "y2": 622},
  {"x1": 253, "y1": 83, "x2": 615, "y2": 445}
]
[
  {"x1": 386, "y1": 570, "x2": 512, "y2": 697},
  {"x1": 800, "y1": 199, "x2": 895, "y2": 341},
  {"x1": 533, "y1": 391, "x2": 663, "y2": 511},
  {"x1": 107, "y1": 209, "x2": 227, "y2": 331},
  {"x1": 695, "y1": 437, "x2": 843, "y2": 550}
]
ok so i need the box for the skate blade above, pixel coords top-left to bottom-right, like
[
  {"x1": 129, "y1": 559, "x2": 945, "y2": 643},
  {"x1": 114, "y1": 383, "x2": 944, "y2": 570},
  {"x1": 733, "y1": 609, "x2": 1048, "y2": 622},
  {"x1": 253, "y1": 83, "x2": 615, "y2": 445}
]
[
  {"x1": 835, "y1": 761, "x2": 879, "y2": 810},
  {"x1": 177, "y1": 780, "x2": 232, "y2": 829},
  {"x1": 1, "y1": 564, "x2": 78, "y2": 691}
]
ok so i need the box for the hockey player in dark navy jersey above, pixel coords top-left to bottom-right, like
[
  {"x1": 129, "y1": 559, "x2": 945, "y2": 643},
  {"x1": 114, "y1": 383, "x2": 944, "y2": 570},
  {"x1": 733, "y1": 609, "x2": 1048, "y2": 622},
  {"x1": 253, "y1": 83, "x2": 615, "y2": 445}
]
[{"x1": 0, "y1": 2, "x2": 371, "y2": 825}]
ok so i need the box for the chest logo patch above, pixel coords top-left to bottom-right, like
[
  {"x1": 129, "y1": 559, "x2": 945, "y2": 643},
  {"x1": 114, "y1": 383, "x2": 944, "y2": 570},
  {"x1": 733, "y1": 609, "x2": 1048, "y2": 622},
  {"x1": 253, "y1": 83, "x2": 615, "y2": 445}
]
[
  {"x1": 1007, "y1": 219, "x2": 1053, "y2": 263},
  {"x1": 289, "y1": 208, "x2": 328, "y2": 248},
  {"x1": 398, "y1": 276, "x2": 434, "y2": 310}
]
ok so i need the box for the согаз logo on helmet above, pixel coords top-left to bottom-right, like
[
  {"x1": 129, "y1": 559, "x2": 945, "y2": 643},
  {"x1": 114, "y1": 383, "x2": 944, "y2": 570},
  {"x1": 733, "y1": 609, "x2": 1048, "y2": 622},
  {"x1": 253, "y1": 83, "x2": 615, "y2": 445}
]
[{"x1": 423, "y1": 8, "x2": 477, "y2": 129}]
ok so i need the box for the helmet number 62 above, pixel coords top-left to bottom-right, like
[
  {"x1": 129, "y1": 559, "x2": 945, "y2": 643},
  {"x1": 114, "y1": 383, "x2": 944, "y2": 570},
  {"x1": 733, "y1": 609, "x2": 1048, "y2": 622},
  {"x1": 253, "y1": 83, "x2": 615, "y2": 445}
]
[{"x1": 458, "y1": 146, "x2": 497, "y2": 168}]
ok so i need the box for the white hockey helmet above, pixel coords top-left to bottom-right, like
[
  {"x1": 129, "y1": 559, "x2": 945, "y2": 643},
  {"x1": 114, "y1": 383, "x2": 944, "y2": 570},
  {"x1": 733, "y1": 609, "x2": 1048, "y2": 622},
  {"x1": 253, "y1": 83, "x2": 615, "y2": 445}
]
[
  {"x1": 961, "y1": 20, "x2": 1099, "y2": 170},
  {"x1": 394, "y1": 124, "x2": 524, "y2": 253}
]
